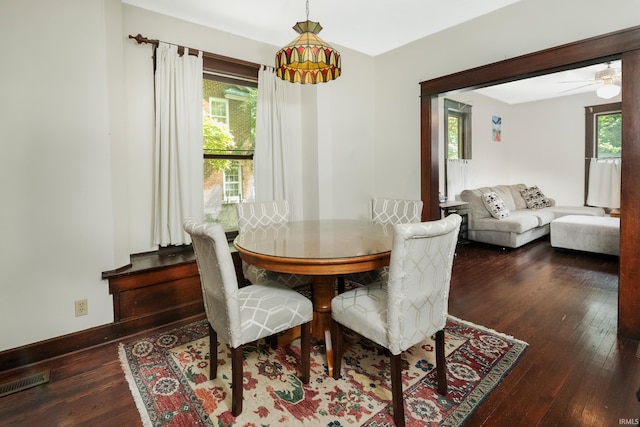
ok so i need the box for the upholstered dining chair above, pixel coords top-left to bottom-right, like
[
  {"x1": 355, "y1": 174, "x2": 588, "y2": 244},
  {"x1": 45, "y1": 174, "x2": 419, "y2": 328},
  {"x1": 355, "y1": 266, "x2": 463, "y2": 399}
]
[
  {"x1": 371, "y1": 198, "x2": 424, "y2": 226},
  {"x1": 183, "y1": 218, "x2": 312, "y2": 417},
  {"x1": 339, "y1": 198, "x2": 424, "y2": 291},
  {"x1": 331, "y1": 214, "x2": 461, "y2": 427},
  {"x1": 236, "y1": 200, "x2": 312, "y2": 290}
]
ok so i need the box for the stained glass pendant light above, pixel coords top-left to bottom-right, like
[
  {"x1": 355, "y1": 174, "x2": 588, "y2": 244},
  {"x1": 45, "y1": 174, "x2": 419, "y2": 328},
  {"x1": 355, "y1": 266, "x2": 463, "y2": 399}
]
[{"x1": 275, "y1": 0, "x2": 341, "y2": 84}]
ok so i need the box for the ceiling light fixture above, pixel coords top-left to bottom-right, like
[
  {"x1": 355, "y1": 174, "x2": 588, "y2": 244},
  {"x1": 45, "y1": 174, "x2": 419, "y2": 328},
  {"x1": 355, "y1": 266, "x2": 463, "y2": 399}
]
[
  {"x1": 275, "y1": 0, "x2": 341, "y2": 84},
  {"x1": 596, "y1": 79, "x2": 621, "y2": 99},
  {"x1": 595, "y1": 65, "x2": 621, "y2": 99}
]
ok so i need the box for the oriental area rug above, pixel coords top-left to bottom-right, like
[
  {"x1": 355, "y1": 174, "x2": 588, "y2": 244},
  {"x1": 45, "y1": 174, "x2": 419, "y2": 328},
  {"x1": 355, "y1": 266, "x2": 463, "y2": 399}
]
[{"x1": 119, "y1": 316, "x2": 527, "y2": 427}]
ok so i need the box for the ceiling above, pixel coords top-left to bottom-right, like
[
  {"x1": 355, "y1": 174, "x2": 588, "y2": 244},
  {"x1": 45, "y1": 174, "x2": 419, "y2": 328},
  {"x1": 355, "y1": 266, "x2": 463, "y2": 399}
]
[
  {"x1": 123, "y1": 0, "x2": 620, "y2": 104},
  {"x1": 122, "y1": 0, "x2": 521, "y2": 56},
  {"x1": 475, "y1": 60, "x2": 622, "y2": 104}
]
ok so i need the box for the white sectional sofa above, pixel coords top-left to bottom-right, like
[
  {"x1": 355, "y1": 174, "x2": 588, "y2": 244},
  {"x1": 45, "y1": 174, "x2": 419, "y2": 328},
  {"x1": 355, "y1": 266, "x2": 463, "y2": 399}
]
[{"x1": 459, "y1": 184, "x2": 605, "y2": 248}]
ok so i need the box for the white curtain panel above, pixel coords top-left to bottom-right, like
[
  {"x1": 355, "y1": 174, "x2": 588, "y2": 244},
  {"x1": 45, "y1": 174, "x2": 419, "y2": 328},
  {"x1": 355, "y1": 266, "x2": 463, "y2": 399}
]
[
  {"x1": 587, "y1": 158, "x2": 621, "y2": 209},
  {"x1": 255, "y1": 66, "x2": 290, "y2": 202},
  {"x1": 153, "y1": 42, "x2": 203, "y2": 246},
  {"x1": 446, "y1": 159, "x2": 473, "y2": 201}
]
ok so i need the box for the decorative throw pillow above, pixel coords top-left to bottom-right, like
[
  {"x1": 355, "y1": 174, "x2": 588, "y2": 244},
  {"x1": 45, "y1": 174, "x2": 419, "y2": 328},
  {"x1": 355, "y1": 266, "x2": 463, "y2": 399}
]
[
  {"x1": 482, "y1": 191, "x2": 510, "y2": 219},
  {"x1": 520, "y1": 185, "x2": 552, "y2": 209}
]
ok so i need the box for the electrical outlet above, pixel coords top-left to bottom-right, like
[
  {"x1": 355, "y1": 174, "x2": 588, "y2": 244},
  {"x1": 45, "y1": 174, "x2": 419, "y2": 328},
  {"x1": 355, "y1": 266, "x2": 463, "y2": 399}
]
[{"x1": 75, "y1": 299, "x2": 88, "y2": 317}]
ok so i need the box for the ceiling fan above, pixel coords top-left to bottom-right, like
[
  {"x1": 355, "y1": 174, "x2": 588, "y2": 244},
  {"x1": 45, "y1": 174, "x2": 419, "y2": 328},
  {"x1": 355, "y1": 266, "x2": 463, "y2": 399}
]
[{"x1": 558, "y1": 62, "x2": 622, "y2": 99}]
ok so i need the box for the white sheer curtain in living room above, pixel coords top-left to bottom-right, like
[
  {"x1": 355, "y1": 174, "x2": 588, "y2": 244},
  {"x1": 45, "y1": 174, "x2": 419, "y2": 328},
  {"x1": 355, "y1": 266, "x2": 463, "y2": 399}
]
[
  {"x1": 586, "y1": 158, "x2": 621, "y2": 209},
  {"x1": 153, "y1": 42, "x2": 203, "y2": 246},
  {"x1": 446, "y1": 159, "x2": 473, "y2": 201}
]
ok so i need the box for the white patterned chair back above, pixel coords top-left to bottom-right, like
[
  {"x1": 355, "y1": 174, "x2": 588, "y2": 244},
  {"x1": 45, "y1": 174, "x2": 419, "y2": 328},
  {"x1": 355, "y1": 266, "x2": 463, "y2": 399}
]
[
  {"x1": 332, "y1": 214, "x2": 461, "y2": 354},
  {"x1": 372, "y1": 198, "x2": 423, "y2": 225},
  {"x1": 183, "y1": 219, "x2": 245, "y2": 347},
  {"x1": 386, "y1": 215, "x2": 461, "y2": 353},
  {"x1": 236, "y1": 200, "x2": 311, "y2": 289},
  {"x1": 183, "y1": 218, "x2": 313, "y2": 349},
  {"x1": 237, "y1": 200, "x2": 290, "y2": 233},
  {"x1": 344, "y1": 198, "x2": 424, "y2": 287}
]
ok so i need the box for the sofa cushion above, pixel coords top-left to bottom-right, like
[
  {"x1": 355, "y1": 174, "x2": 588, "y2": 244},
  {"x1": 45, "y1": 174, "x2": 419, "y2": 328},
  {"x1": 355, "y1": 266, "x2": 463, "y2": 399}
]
[
  {"x1": 482, "y1": 191, "x2": 510, "y2": 219},
  {"x1": 460, "y1": 188, "x2": 492, "y2": 221},
  {"x1": 520, "y1": 185, "x2": 553, "y2": 209},
  {"x1": 531, "y1": 208, "x2": 556, "y2": 226},
  {"x1": 490, "y1": 185, "x2": 517, "y2": 211},
  {"x1": 472, "y1": 213, "x2": 540, "y2": 234},
  {"x1": 548, "y1": 206, "x2": 605, "y2": 217},
  {"x1": 506, "y1": 183, "x2": 529, "y2": 210},
  {"x1": 460, "y1": 185, "x2": 517, "y2": 222}
]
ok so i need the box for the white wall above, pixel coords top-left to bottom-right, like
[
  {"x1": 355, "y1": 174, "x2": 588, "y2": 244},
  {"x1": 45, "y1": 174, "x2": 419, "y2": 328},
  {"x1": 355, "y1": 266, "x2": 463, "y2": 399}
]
[
  {"x1": 122, "y1": 5, "x2": 376, "y2": 252},
  {"x1": 437, "y1": 93, "x2": 513, "y2": 192},
  {"x1": 444, "y1": 90, "x2": 621, "y2": 205},
  {"x1": 0, "y1": 0, "x2": 117, "y2": 350},
  {"x1": 505, "y1": 91, "x2": 621, "y2": 205},
  {"x1": 0, "y1": 1, "x2": 377, "y2": 351},
  {"x1": 373, "y1": 0, "x2": 639, "y2": 205},
  {"x1": 0, "y1": 0, "x2": 636, "y2": 352},
  {"x1": 310, "y1": 55, "x2": 376, "y2": 221}
]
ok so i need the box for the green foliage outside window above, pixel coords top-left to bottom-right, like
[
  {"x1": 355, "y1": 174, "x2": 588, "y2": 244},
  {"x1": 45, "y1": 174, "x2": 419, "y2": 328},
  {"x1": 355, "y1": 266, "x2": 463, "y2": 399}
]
[
  {"x1": 203, "y1": 117, "x2": 234, "y2": 171},
  {"x1": 597, "y1": 113, "x2": 622, "y2": 158},
  {"x1": 447, "y1": 116, "x2": 460, "y2": 159}
]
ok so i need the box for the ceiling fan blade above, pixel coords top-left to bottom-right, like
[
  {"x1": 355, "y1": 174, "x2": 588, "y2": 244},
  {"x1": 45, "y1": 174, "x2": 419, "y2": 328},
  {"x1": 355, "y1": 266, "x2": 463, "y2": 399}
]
[
  {"x1": 556, "y1": 81, "x2": 600, "y2": 95},
  {"x1": 557, "y1": 79, "x2": 596, "y2": 84}
]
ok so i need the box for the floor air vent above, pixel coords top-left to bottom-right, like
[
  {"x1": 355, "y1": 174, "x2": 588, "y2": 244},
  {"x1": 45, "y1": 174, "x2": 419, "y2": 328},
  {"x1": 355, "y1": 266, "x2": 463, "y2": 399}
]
[{"x1": 0, "y1": 370, "x2": 50, "y2": 398}]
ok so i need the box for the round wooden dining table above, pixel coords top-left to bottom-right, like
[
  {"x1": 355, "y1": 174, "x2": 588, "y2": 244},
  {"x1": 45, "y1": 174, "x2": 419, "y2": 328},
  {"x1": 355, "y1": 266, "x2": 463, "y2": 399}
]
[{"x1": 234, "y1": 219, "x2": 393, "y2": 375}]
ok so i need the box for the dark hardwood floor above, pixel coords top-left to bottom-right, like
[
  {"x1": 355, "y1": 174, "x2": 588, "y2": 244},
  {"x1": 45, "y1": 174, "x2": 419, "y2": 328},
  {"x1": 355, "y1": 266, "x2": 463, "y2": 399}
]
[{"x1": 0, "y1": 237, "x2": 638, "y2": 426}]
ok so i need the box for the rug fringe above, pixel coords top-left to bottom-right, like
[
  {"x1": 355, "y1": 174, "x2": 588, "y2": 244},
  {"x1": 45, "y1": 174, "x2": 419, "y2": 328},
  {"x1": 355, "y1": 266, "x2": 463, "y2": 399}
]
[
  {"x1": 118, "y1": 343, "x2": 154, "y2": 427},
  {"x1": 448, "y1": 315, "x2": 529, "y2": 346}
]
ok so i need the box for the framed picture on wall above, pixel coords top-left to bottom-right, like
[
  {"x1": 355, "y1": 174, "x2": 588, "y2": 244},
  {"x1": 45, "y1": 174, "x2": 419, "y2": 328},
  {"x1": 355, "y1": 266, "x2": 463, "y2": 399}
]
[{"x1": 492, "y1": 115, "x2": 502, "y2": 142}]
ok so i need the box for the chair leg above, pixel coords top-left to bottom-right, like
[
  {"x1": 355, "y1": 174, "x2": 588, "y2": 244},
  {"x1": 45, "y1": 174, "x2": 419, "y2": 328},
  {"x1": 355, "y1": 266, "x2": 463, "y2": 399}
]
[
  {"x1": 390, "y1": 353, "x2": 405, "y2": 427},
  {"x1": 337, "y1": 276, "x2": 345, "y2": 294},
  {"x1": 435, "y1": 329, "x2": 447, "y2": 395},
  {"x1": 231, "y1": 345, "x2": 244, "y2": 416},
  {"x1": 332, "y1": 322, "x2": 343, "y2": 380},
  {"x1": 269, "y1": 334, "x2": 278, "y2": 349},
  {"x1": 300, "y1": 322, "x2": 311, "y2": 384},
  {"x1": 209, "y1": 323, "x2": 218, "y2": 379}
]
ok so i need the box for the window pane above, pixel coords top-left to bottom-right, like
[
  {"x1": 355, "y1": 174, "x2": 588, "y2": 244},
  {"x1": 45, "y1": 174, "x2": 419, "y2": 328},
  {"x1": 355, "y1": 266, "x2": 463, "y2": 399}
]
[
  {"x1": 223, "y1": 163, "x2": 242, "y2": 203},
  {"x1": 203, "y1": 78, "x2": 256, "y2": 231},
  {"x1": 204, "y1": 158, "x2": 253, "y2": 231},
  {"x1": 596, "y1": 112, "x2": 622, "y2": 158},
  {"x1": 209, "y1": 98, "x2": 229, "y2": 125},
  {"x1": 447, "y1": 116, "x2": 460, "y2": 159}
]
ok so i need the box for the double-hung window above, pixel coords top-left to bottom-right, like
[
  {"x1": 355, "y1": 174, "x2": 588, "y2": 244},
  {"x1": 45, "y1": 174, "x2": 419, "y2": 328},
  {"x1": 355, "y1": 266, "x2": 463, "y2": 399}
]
[
  {"x1": 443, "y1": 99, "x2": 472, "y2": 199},
  {"x1": 201, "y1": 55, "x2": 259, "y2": 235},
  {"x1": 444, "y1": 99, "x2": 472, "y2": 161}
]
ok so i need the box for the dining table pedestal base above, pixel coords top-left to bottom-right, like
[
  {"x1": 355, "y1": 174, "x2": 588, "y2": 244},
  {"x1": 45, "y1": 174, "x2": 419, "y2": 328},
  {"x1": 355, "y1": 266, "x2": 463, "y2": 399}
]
[{"x1": 311, "y1": 275, "x2": 337, "y2": 376}]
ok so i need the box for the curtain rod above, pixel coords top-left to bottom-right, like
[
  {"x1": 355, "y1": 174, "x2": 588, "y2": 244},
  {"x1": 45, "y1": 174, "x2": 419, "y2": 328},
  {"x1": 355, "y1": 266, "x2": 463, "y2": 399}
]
[
  {"x1": 128, "y1": 33, "x2": 160, "y2": 47},
  {"x1": 128, "y1": 33, "x2": 262, "y2": 72}
]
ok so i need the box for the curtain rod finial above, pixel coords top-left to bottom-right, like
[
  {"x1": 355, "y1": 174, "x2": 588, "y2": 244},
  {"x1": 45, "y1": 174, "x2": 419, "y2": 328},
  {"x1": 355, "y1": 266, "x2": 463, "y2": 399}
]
[{"x1": 129, "y1": 34, "x2": 159, "y2": 46}]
